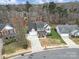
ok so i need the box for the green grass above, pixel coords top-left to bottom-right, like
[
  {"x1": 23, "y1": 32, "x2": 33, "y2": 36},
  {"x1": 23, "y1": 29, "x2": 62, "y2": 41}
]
[
  {"x1": 51, "y1": 29, "x2": 61, "y2": 39},
  {"x1": 48, "y1": 26, "x2": 65, "y2": 44}
]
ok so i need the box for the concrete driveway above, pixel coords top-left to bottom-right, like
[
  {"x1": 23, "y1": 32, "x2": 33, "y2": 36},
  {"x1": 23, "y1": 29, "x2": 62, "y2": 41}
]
[
  {"x1": 27, "y1": 29, "x2": 43, "y2": 53},
  {"x1": 27, "y1": 34, "x2": 43, "y2": 53},
  {"x1": 61, "y1": 36, "x2": 78, "y2": 48}
]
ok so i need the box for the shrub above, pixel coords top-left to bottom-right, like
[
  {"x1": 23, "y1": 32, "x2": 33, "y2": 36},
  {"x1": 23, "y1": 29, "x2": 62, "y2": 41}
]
[
  {"x1": 22, "y1": 40, "x2": 30, "y2": 49},
  {"x1": 3, "y1": 37, "x2": 16, "y2": 45},
  {"x1": 22, "y1": 43, "x2": 28, "y2": 49}
]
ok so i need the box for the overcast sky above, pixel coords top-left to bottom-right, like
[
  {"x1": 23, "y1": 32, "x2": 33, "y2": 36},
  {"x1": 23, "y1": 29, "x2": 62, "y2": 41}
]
[{"x1": 0, "y1": 0, "x2": 78, "y2": 5}]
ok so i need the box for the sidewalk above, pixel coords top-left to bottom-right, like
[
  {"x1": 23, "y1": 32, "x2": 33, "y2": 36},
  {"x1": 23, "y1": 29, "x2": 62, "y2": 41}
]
[{"x1": 0, "y1": 38, "x2": 3, "y2": 59}]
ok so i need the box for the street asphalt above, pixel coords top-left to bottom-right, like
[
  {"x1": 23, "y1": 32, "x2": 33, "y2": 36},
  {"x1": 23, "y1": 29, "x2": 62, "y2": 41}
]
[{"x1": 9, "y1": 48, "x2": 79, "y2": 59}]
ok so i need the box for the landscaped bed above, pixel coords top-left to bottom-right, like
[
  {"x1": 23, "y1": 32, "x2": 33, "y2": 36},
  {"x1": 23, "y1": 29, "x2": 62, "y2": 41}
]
[{"x1": 40, "y1": 26, "x2": 66, "y2": 47}]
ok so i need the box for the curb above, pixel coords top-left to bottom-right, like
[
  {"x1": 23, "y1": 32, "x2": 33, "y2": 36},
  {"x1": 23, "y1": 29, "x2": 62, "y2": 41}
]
[
  {"x1": 3, "y1": 45, "x2": 68, "y2": 59},
  {"x1": 3, "y1": 49, "x2": 31, "y2": 59}
]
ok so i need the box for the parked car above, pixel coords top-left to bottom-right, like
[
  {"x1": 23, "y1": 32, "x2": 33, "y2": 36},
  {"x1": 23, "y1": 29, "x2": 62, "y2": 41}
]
[{"x1": 70, "y1": 30, "x2": 79, "y2": 38}]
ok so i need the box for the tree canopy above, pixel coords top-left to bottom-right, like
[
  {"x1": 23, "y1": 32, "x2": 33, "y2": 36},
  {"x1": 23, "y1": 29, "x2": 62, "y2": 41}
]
[
  {"x1": 48, "y1": 2, "x2": 56, "y2": 13},
  {"x1": 25, "y1": 1, "x2": 32, "y2": 12}
]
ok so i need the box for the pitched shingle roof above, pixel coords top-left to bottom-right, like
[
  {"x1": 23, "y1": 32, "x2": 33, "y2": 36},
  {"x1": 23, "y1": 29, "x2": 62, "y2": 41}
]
[
  {"x1": 57, "y1": 25, "x2": 79, "y2": 34},
  {"x1": 28, "y1": 22, "x2": 37, "y2": 31},
  {"x1": 36, "y1": 22, "x2": 46, "y2": 31},
  {"x1": 0, "y1": 23, "x2": 14, "y2": 31},
  {"x1": 28, "y1": 21, "x2": 46, "y2": 32}
]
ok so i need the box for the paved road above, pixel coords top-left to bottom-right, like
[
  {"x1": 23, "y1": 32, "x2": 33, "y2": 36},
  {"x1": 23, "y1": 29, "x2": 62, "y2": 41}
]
[
  {"x1": 61, "y1": 36, "x2": 78, "y2": 48},
  {"x1": 0, "y1": 38, "x2": 3, "y2": 59},
  {"x1": 9, "y1": 48, "x2": 79, "y2": 59}
]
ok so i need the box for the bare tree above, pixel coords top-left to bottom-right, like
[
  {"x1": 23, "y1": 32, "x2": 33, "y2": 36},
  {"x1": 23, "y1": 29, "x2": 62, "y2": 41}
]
[{"x1": 12, "y1": 16, "x2": 28, "y2": 49}]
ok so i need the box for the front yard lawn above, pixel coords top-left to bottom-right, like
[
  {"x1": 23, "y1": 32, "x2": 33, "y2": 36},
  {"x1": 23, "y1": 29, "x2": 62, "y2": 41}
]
[
  {"x1": 3, "y1": 42, "x2": 19, "y2": 54},
  {"x1": 3, "y1": 40, "x2": 31, "y2": 54},
  {"x1": 71, "y1": 38, "x2": 79, "y2": 44},
  {"x1": 47, "y1": 28, "x2": 65, "y2": 44},
  {"x1": 49, "y1": 29, "x2": 61, "y2": 39},
  {"x1": 40, "y1": 26, "x2": 66, "y2": 47}
]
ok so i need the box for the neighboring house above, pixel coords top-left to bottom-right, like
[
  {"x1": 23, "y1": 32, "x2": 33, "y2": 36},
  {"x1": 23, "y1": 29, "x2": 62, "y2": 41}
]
[
  {"x1": 28, "y1": 21, "x2": 51, "y2": 37},
  {"x1": 56, "y1": 24, "x2": 79, "y2": 37},
  {"x1": 0, "y1": 23, "x2": 16, "y2": 39},
  {"x1": 0, "y1": 23, "x2": 5, "y2": 38}
]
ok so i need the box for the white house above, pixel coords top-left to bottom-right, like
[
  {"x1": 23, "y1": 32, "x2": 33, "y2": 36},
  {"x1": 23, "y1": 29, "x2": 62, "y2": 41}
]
[
  {"x1": 44, "y1": 23, "x2": 51, "y2": 34},
  {"x1": 28, "y1": 21, "x2": 51, "y2": 37}
]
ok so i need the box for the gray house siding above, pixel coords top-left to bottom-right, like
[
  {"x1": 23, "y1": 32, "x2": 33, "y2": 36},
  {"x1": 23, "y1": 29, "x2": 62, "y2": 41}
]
[{"x1": 28, "y1": 21, "x2": 50, "y2": 37}]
